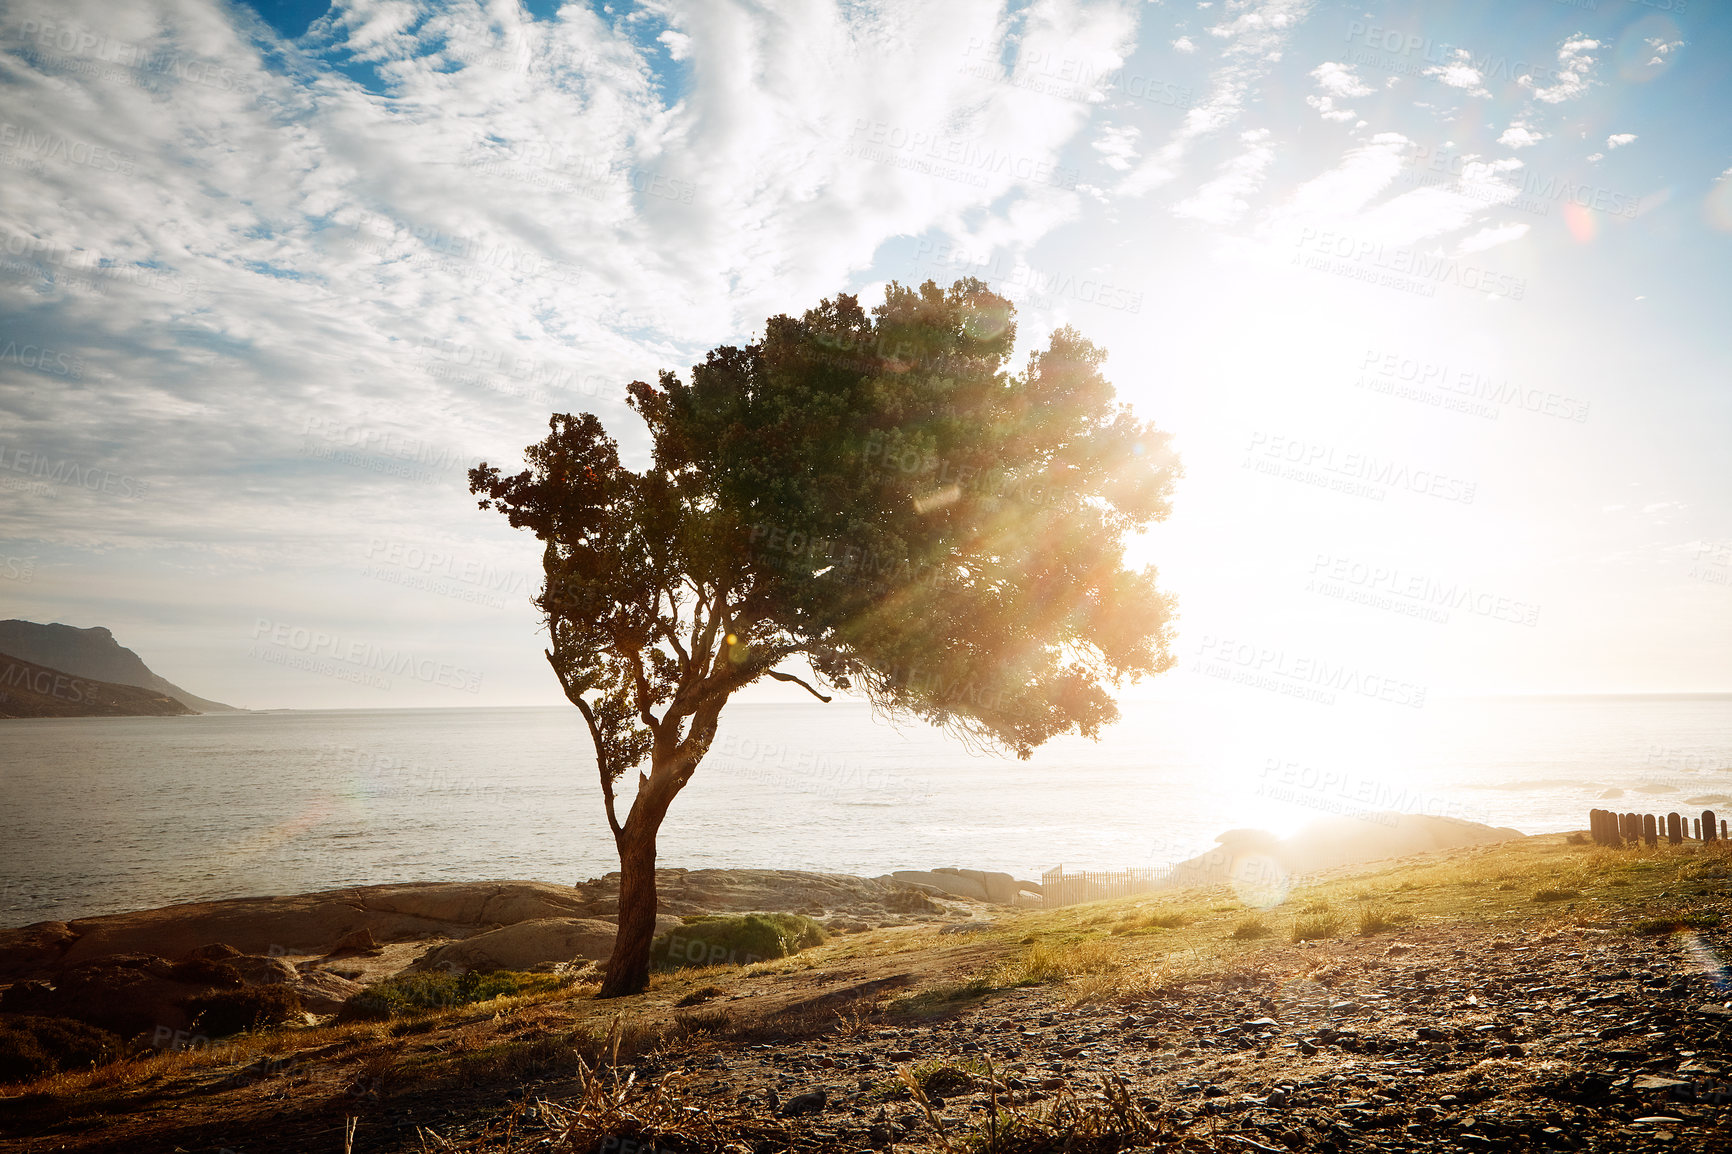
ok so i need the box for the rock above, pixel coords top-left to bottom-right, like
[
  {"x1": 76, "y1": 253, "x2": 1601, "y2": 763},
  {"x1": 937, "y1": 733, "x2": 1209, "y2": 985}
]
[
  {"x1": 293, "y1": 968, "x2": 364, "y2": 1015},
  {"x1": 0, "y1": 881, "x2": 601, "y2": 978},
  {"x1": 890, "y1": 871, "x2": 990, "y2": 902},
  {"x1": 324, "y1": 928, "x2": 383, "y2": 957},
  {"x1": 1631, "y1": 1075, "x2": 1694, "y2": 1097},
  {"x1": 780, "y1": 1089, "x2": 827, "y2": 1116},
  {"x1": 0, "y1": 954, "x2": 210, "y2": 1037},
  {"x1": 409, "y1": 918, "x2": 625, "y2": 972},
  {"x1": 226, "y1": 954, "x2": 299, "y2": 986}
]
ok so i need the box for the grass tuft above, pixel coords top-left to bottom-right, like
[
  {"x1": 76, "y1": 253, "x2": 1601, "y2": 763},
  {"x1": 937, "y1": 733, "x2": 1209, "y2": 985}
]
[
  {"x1": 1291, "y1": 912, "x2": 1342, "y2": 942},
  {"x1": 1231, "y1": 916, "x2": 1272, "y2": 940}
]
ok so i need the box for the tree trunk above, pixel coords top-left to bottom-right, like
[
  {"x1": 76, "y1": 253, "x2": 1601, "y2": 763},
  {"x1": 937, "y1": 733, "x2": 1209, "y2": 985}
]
[{"x1": 599, "y1": 818, "x2": 660, "y2": 997}]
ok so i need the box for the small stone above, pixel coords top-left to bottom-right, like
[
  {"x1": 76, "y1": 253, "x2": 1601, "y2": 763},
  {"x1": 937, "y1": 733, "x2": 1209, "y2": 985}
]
[{"x1": 780, "y1": 1089, "x2": 827, "y2": 1117}]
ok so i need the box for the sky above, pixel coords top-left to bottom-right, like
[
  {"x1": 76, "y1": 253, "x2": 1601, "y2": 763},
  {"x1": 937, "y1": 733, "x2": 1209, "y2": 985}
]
[{"x1": 1, "y1": 0, "x2": 1730, "y2": 714}]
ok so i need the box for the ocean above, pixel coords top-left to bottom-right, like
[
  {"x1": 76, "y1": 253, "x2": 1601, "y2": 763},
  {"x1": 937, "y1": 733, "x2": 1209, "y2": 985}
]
[{"x1": 3, "y1": 693, "x2": 1730, "y2": 927}]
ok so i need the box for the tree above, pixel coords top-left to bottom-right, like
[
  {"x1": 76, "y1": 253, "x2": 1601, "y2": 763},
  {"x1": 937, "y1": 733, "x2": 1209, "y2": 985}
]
[{"x1": 469, "y1": 279, "x2": 1180, "y2": 996}]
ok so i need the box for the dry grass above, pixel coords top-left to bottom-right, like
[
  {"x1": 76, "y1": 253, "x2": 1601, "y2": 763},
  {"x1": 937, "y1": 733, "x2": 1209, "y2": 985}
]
[
  {"x1": 1291, "y1": 912, "x2": 1342, "y2": 942},
  {"x1": 1231, "y1": 915, "x2": 1272, "y2": 940}
]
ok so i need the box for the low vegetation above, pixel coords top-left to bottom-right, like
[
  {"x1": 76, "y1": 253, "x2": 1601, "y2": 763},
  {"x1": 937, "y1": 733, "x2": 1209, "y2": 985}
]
[
  {"x1": 339, "y1": 969, "x2": 578, "y2": 1022},
  {"x1": 649, "y1": 913, "x2": 827, "y2": 972},
  {"x1": 5, "y1": 833, "x2": 1731, "y2": 1152}
]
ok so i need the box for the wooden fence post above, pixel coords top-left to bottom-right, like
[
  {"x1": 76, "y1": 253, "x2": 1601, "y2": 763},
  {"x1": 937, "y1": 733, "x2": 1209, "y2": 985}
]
[
  {"x1": 1694, "y1": 818, "x2": 1701, "y2": 840},
  {"x1": 1705, "y1": 811, "x2": 1719, "y2": 843},
  {"x1": 1668, "y1": 813, "x2": 1683, "y2": 845},
  {"x1": 1643, "y1": 814, "x2": 1657, "y2": 847}
]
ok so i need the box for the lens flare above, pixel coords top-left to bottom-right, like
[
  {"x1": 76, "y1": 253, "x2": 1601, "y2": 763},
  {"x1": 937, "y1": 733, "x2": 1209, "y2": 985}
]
[
  {"x1": 1564, "y1": 201, "x2": 1597, "y2": 244},
  {"x1": 1676, "y1": 930, "x2": 1732, "y2": 996}
]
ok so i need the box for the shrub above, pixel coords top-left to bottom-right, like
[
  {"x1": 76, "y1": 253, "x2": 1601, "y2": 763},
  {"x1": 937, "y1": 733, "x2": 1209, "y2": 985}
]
[
  {"x1": 650, "y1": 914, "x2": 827, "y2": 971},
  {"x1": 0, "y1": 1015, "x2": 125, "y2": 1084},
  {"x1": 338, "y1": 969, "x2": 566, "y2": 1022},
  {"x1": 1632, "y1": 912, "x2": 1723, "y2": 935},
  {"x1": 885, "y1": 888, "x2": 942, "y2": 914},
  {"x1": 185, "y1": 986, "x2": 303, "y2": 1037},
  {"x1": 1534, "y1": 888, "x2": 1581, "y2": 903}
]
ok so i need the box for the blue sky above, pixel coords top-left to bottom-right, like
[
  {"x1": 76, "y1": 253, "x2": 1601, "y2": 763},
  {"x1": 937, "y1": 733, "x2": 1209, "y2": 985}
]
[{"x1": 1, "y1": 0, "x2": 1729, "y2": 710}]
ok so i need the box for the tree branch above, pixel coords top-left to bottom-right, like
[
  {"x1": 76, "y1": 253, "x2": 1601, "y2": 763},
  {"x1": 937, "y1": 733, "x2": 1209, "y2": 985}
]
[
  {"x1": 546, "y1": 649, "x2": 623, "y2": 839},
  {"x1": 765, "y1": 667, "x2": 833, "y2": 703}
]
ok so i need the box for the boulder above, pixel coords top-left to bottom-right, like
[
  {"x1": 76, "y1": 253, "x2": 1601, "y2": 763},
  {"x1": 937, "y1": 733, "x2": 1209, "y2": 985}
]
[
  {"x1": 0, "y1": 881, "x2": 602, "y2": 980},
  {"x1": 890, "y1": 871, "x2": 990, "y2": 902},
  {"x1": 409, "y1": 917, "x2": 627, "y2": 973},
  {"x1": 0, "y1": 954, "x2": 209, "y2": 1038},
  {"x1": 293, "y1": 969, "x2": 364, "y2": 1015}
]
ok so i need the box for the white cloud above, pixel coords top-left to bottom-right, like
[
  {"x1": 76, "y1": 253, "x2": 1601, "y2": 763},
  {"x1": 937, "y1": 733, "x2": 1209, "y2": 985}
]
[
  {"x1": 1306, "y1": 62, "x2": 1368, "y2": 122},
  {"x1": 1310, "y1": 62, "x2": 1371, "y2": 99},
  {"x1": 1606, "y1": 133, "x2": 1636, "y2": 150},
  {"x1": 1586, "y1": 152, "x2": 1604, "y2": 164},
  {"x1": 1454, "y1": 222, "x2": 1529, "y2": 255},
  {"x1": 1173, "y1": 36, "x2": 1196, "y2": 53},
  {"x1": 1522, "y1": 35, "x2": 1598, "y2": 104},
  {"x1": 1645, "y1": 36, "x2": 1683, "y2": 66},
  {"x1": 0, "y1": 0, "x2": 1119, "y2": 562},
  {"x1": 1498, "y1": 121, "x2": 1546, "y2": 149},
  {"x1": 1092, "y1": 124, "x2": 1142, "y2": 172},
  {"x1": 1172, "y1": 128, "x2": 1275, "y2": 225},
  {"x1": 1119, "y1": 0, "x2": 1315, "y2": 196},
  {"x1": 1422, "y1": 50, "x2": 1489, "y2": 99},
  {"x1": 657, "y1": 30, "x2": 692, "y2": 61}
]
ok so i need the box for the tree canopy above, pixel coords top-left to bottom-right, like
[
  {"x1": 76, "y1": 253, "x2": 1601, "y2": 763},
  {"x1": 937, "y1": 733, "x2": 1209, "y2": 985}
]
[{"x1": 470, "y1": 277, "x2": 1180, "y2": 993}]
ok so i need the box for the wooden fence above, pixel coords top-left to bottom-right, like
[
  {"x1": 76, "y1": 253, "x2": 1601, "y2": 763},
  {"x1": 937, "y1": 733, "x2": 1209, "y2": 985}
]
[
  {"x1": 1588, "y1": 807, "x2": 1725, "y2": 847},
  {"x1": 1041, "y1": 866, "x2": 1167, "y2": 908}
]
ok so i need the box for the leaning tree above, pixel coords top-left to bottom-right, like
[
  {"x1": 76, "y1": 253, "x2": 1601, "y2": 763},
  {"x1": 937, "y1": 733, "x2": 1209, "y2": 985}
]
[{"x1": 469, "y1": 278, "x2": 1180, "y2": 996}]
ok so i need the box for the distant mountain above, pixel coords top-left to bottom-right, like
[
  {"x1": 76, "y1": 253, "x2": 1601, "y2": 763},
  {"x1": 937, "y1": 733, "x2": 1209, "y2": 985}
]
[
  {"x1": 0, "y1": 652, "x2": 194, "y2": 719},
  {"x1": 0, "y1": 620, "x2": 239, "y2": 713}
]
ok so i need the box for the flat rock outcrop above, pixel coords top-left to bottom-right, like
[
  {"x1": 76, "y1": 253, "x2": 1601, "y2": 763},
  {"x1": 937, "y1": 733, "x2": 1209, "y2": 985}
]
[
  {"x1": 0, "y1": 881, "x2": 596, "y2": 982},
  {"x1": 406, "y1": 915, "x2": 680, "y2": 974}
]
